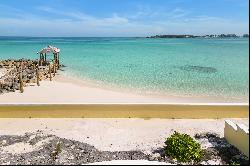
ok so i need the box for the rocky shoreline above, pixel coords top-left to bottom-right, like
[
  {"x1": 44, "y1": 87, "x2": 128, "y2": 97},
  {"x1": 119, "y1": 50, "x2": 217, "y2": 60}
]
[
  {"x1": 0, "y1": 131, "x2": 248, "y2": 165},
  {"x1": 0, "y1": 59, "x2": 60, "y2": 94}
]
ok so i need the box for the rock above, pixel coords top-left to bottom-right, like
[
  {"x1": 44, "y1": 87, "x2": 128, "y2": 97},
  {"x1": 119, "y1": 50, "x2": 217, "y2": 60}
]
[
  {"x1": 0, "y1": 132, "x2": 151, "y2": 165},
  {"x1": 207, "y1": 160, "x2": 221, "y2": 165},
  {"x1": 195, "y1": 132, "x2": 249, "y2": 165},
  {"x1": 0, "y1": 59, "x2": 61, "y2": 94},
  {"x1": 1, "y1": 140, "x2": 7, "y2": 145},
  {"x1": 194, "y1": 132, "x2": 220, "y2": 139},
  {"x1": 60, "y1": 64, "x2": 66, "y2": 67}
]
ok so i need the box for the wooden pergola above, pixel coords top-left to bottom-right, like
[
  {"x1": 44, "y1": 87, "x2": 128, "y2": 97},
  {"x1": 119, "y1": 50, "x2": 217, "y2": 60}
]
[{"x1": 37, "y1": 45, "x2": 60, "y2": 68}]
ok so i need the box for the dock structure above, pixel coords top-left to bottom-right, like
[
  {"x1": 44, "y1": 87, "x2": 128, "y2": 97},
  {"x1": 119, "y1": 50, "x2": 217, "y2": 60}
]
[
  {"x1": 37, "y1": 45, "x2": 60, "y2": 69},
  {"x1": 0, "y1": 45, "x2": 61, "y2": 94},
  {"x1": 36, "y1": 45, "x2": 61, "y2": 82}
]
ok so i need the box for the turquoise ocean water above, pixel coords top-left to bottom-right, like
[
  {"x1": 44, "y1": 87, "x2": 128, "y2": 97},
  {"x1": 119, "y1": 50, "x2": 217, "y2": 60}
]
[{"x1": 0, "y1": 37, "x2": 249, "y2": 100}]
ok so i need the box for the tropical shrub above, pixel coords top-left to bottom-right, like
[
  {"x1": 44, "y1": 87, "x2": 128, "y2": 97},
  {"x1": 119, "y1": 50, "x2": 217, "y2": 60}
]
[{"x1": 164, "y1": 131, "x2": 203, "y2": 163}]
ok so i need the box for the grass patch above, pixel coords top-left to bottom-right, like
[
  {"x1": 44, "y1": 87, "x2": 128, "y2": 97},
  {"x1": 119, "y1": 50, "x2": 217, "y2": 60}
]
[{"x1": 51, "y1": 142, "x2": 62, "y2": 161}]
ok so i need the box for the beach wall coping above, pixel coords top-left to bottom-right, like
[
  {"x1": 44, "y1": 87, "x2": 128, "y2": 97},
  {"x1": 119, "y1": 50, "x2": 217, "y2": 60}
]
[
  {"x1": 0, "y1": 104, "x2": 248, "y2": 119},
  {"x1": 224, "y1": 120, "x2": 249, "y2": 158}
]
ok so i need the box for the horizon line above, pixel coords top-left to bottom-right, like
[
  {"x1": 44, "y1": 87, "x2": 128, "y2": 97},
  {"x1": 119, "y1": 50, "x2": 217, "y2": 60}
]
[{"x1": 0, "y1": 34, "x2": 249, "y2": 38}]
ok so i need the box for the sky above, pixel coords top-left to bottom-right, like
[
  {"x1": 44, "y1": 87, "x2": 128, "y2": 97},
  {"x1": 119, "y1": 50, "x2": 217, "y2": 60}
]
[{"x1": 0, "y1": 0, "x2": 249, "y2": 37}]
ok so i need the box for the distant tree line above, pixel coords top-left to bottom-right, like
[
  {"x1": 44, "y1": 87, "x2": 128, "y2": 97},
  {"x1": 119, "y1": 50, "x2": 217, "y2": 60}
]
[
  {"x1": 243, "y1": 34, "x2": 249, "y2": 38},
  {"x1": 147, "y1": 34, "x2": 249, "y2": 38}
]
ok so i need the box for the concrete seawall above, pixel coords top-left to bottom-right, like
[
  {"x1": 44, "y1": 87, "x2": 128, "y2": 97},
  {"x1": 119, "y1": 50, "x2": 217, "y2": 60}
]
[
  {"x1": 0, "y1": 104, "x2": 248, "y2": 118},
  {"x1": 224, "y1": 120, "x2": 249, "y2": 158}
]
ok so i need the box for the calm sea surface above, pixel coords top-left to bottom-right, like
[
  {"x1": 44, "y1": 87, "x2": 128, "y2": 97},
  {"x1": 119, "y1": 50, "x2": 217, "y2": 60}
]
[{"x1": 0, "y1": 37, "x2": 249, "y2": 100}]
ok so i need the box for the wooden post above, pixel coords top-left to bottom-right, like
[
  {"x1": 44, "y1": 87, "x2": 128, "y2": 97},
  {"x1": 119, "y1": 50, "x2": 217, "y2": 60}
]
[
  {"x1": 55, "y1": 60, "x2": 57, "y2": 73},
  {"x1": 42, "y1": 54, "x2": 44, "y2": 65},
  {"x1": 38, "y1": 59, "x2": 41, "y2": 66},
  {"x1": 19, "y1": 73, "x2": 24, "y2": 93},
  {"x1": 36, "y1": 67, "x2": 40, "y2": 86},
  {"x1": 57, "y1": 52, "x2": 60, "y2": 69},
  {"x1": 53, "y1": 61, "x2": 56, "y2": 77},
  {"x1": 53, "y1": 53, "x2": 56, "y2": 62},
  {"x1": 49, "y1": 64, "x2": 52, "y2": 81},
  {"x1": 39, "y1": 53, "x2": 42, "y2": 66},
  {"x1": 41, "y1": 53, "x2": 42, "y2": 65},
  {"x1": 19, "y1": 62, "x2": 24, "y2": 93}
]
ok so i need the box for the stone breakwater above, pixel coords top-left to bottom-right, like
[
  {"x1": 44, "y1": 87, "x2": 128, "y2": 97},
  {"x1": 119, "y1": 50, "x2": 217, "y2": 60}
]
[{"x1": 0, "y1": 59, "x2": 56, "y2": 94}]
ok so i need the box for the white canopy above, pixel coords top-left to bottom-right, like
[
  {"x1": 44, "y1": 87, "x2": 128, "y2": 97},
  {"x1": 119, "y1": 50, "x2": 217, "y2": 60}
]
[{"x1": 37, "y1": 45, "x2": 60, "y2": 54}]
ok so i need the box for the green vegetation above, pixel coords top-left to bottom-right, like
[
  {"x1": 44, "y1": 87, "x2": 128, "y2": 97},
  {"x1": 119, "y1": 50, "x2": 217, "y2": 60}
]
[
  {"x1": 227, "y1": 162, "x2": 240, "y2": 165},
  {"x1": 164, "y1": 131, "x2": 203, "y2": 163},
  {"x1": 51, "y1": 142, "x2": 62, "y2": 160}
]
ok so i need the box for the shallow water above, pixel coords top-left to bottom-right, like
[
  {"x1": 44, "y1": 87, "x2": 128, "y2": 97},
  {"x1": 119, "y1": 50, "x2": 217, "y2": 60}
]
[{"x1": 0, "y1": 37, "x2": 249, "y2": 100}]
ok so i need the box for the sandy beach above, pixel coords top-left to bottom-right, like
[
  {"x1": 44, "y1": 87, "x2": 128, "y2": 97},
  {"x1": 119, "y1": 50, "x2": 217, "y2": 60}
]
[
  {"x1": 0, "y1": 73, "x2": 248, "y2": 119},
  {"x1": 0, "y1": 75, "x2": 168, "y2": 104},
  {"x1": 0, "y1": 118, "x2": 249, "y2": 165},
  {"x1": 0, "y1": 74, "x2": 248, "y2": 104},
  {"x1": 0, "y1": 1, "x2": 249, "y2": 164}
]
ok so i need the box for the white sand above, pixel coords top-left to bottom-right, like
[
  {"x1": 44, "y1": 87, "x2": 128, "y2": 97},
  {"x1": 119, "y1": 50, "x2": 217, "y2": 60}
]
[
  {"x1": 0, "y1": 80, "x2": 168, "y2": 104},
  {"x1": 0, "y1": 137, "x2": 53, "y2": 154},
  {"x1": 0, "y1": 118, "x2": 248, "y2": 153},
  {"x1": 0, "y1": 75, "x2": 248, "y2": 104}
]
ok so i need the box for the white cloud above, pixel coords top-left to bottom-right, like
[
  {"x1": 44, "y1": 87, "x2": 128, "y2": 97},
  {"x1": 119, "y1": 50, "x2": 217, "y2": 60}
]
[
  {"x1": 165, "y1": 8, "x2": 190, "y2": 19},
  {"x1": 0, "y1": 5, "x2": 248, "y2": 36},
  {"x1": 36, "y1": 6, "x2": 129, "y2": 26},
  {"x1": 126, "y1": 6, "x2": 190, "y2": 21},
  {"x1": 36, "y1": 6, "x2": 53, "y2": 12}
]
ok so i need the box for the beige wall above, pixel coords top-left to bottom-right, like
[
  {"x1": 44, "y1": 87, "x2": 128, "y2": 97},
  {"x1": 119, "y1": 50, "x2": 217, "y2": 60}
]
[
  {"x1": 0, "y1": 104, "x2": 249, "y2": 118},
  {"x1": 224, "y1": 120, "x2": 249, "y2": 158}
]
